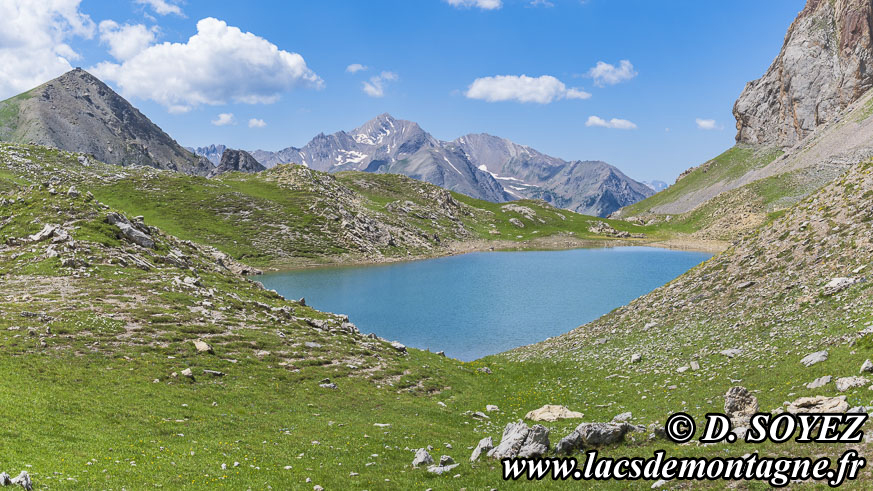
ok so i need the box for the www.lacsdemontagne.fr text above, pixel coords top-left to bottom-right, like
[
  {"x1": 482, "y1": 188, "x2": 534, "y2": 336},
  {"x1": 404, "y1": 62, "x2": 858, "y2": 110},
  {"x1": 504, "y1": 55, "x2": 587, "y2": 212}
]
[{"x1": 502, "y1": 450, "x2": 865, "y2": 487}]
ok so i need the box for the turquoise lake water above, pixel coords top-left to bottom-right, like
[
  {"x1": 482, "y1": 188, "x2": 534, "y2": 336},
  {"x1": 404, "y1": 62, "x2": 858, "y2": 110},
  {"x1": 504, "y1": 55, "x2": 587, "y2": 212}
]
[{"x1": 256, "y1": 247, "x2": 712, "y2": 361}]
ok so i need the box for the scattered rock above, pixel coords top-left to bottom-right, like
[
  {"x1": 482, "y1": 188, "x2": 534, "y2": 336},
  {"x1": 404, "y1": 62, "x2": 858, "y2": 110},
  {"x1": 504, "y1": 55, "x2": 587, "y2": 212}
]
[
  {"x1": 861, "y1": 360, "x2": 873, "y2": 373},
  {"x1": 486, "y1": 405, "x2": 499, "y2": 412},
  {"x1": 180, "y1": 368, "x2": 193, "y2": 378},
  {"x1": 470, "y1": 437, "x2": 493, "y2": 462},
  {"x1": 193, "y1": 339, "x2": 213, "y2": 354},
  {"x1": 787, "y1": 395, "x2": 849, "y2": 414},
  {"x1": 412, "y1": 448, "x2": 434, "y2": 467},
  {"x1": 555, "y1": 422, "x2": 634, "y2": 454},
  {"x1": 390, "y1": 341, "x2": 407, "y2": 353},
  {"x1": 0, "y1": 473, "x2": 10, "y2": 486},
  {"x1": 10, "y1": 471, "x2": 32, "y2": 491},
  {"x1": 800, "y1": 350, "x2": 828, "y2": 367},
  {"x1": 203, "y1": 369, "x2": 225, "y2": 377},
  {"x1": 477, "y1": 367, "x2": 492, "y2": 374},
  {"x1": 823, "y1": 277, "x2": 861, "y2": 296},
  {"x1": 630, "y1": 353, "x2": 642, "y2": 363},
  {"x1": 612, "y1": 412, "x2": 632, "y2": 423},
  {"x1": 720, "y1": 348, "x2": 742, "y2": 358},
  {"x1": 835, "y1": 376, "x2": 868, "y2": 392},
  {"x1": 806, "y1": 376, "x2": 832, "y2": 389},
  {"x1": 524, "y1": 404, "x2": 584, "y2": 422},
  {"x1": 724, "y1": 386, "x2": 758, "y2": 426}
]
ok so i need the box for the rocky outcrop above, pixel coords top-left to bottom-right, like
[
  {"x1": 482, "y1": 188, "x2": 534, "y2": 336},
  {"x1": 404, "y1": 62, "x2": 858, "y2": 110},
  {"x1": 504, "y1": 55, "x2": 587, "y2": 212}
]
[
  {"x1": 487, "y1": 421, "x2": 550, "y2": 459},
  {"x1": 734, "y1": 0, "x2": 873, "y2": 147},
  {"x1": 208, "y1": 149, "x2": 266, "y2": 177},
  {"x1": 0, "y1": 69, "x2": 212, "y2": 175}
]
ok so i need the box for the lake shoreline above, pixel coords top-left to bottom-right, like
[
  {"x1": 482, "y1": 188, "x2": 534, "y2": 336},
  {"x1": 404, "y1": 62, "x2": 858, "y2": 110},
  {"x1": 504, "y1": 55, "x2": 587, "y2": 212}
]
[
  {"x1": 255, "y1": 234, "x2": 728, "y2": 273},
  {"x1": 256, "y1": 246, "x2": 714, "y2": 361}
]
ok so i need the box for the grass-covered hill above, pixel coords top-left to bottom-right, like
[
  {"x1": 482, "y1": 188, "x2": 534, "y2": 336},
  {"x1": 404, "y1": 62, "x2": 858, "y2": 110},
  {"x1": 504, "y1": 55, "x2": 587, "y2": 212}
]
[
  {"x1": 0, "y1": 142, "x2": 653, "y2": 270},
  {"x1": 3, "y1": 143, "x2": 873, "y2": 488}
]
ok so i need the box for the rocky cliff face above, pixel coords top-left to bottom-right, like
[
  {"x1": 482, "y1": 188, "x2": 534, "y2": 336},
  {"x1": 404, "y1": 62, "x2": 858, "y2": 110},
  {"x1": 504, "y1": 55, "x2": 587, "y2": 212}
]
[
  {"x1": 734, "y1": 0, "x2": 873, "y2": 147},
  {"x1": 0, "y1": 69, "x2": 212, "y2": 175},
  {"x1": 208, "y1": 148, "x2": 265, "y2": 177}
]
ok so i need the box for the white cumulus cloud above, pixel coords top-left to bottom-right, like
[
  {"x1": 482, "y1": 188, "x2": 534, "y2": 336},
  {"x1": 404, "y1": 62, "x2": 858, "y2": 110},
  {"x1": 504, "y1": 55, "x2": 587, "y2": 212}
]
[
  {"x1": 92, "y1": 18, "x2": 323, "y2": 113},
  {"x1": 445, "y1": 0, "x2": 502, "y2": 9},
  {"x1": 586, "y1": 116, "x2": 637, "y2": 130},
  {"x1": 99, "y1": 20, "x2": 157, "y2": 61},
  {"x1": 465, "y1": 75, "x2": 590, "y2": 104},
  {"x1": 134, "y1": 0, "x2": 183, "y2": 16},
  {"x1": 587, "y1": 60, "x2": 637, "y2": 87},
  {"x1": 211, "y1": 113, "x2": 235, "y2": 126},
  {"x1": 346, "y1": 63, "x2": 367, "y2": 73},
  {"x1": 696, "y1": 118, "x2": 720, "y2": 130},
  {"x1": 362, "y1": 71, "x2": 398, "y2": 98},
  {"x1": 0, "y1": 0, "x2": 95, "y2": 98},
  {"x1": 248, "y1": 118, "x2": 267, "y2": 128}
]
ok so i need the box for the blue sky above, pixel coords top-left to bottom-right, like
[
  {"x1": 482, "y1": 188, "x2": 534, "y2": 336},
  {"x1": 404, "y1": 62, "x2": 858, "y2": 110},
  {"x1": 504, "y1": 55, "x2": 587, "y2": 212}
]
[{"x1": 1, "y1": 0, "x2": 802, "y2": 182}]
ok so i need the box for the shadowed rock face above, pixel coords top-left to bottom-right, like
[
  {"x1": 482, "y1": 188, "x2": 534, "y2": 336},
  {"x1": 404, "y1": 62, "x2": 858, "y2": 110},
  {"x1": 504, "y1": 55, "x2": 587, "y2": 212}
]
[
  {"x1": 734, "y1": 0, "x2": 873, "y2": 147},
  {"x1": 0, "y1": 68, "x2": 212, "y2": 175},
  {"x1": 208, "y1": 149, "x2": 266, "y2": 177}
]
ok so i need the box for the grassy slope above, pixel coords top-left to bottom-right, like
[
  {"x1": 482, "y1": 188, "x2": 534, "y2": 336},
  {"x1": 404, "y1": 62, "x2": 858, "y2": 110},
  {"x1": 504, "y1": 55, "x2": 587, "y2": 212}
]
[
  {"x1": 1, "y1": 148, "x2": 873, "y2": 488},
  {"x1": 0, "y1": 88, "x2": 33, "y2": 141},
  {"x1": 0, "y1": 142, "x2": 650, "y2": 270},
  {"x1": 621, "y1": 146, "x2": 783, "y2": 217}
]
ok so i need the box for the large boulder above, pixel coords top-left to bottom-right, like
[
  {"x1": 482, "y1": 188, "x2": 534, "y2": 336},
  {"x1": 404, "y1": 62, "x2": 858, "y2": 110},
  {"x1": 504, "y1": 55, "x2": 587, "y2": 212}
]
[
  {"x1": 487, "y1": 421, "x2": 550, "y2": 460},
  {"x1": 412, "y1": 448, "x2": 434, "y2": 467},
  {"x1": 835, "y1": 376, "x2": 868, "y2": 392},
  {"x1": 555, "y1": 422, "x2": 635, "y2": 455},
  {"x1": 787, "y1": 395, "x2": 849, "y2": 414},
  {"x1": 724, "y1": 386, "x2": 758, "y2": 423},
  {"x1": 524, "y1": 404, "x2": 584, "y2": 422},
  {"x1": 800, "y1": 350, "x2": 828, "y2": 367}
]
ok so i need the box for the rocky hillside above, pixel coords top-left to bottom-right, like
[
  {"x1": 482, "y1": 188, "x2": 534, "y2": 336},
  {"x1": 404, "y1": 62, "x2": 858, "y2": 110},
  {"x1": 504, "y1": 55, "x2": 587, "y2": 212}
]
[
  {"x1": 0, "y1": 69, "x2": 212, "y2": 176},
  {"x1": 250, "y1": 114, "x2": 651, "y2": 217},
  {"x1": 207, "y1": 148, "x2": 265, "y2": 177},
  {"x1": 0, "y1": 142, "x2": 647, "y2": 270},
  {"x1": 734, "y1": 0, "x2": 873, "y2": 147},
  {"x1": 517, "y1": 155, "x2": 873, "y2": 385}
]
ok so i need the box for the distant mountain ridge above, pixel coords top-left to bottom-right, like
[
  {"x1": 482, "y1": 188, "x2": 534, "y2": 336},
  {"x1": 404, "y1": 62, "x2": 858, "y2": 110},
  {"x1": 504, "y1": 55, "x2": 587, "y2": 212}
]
[
  {"x1": 190, "y1": 144, "x2": 226, "y2": 166},
  {"x1": 248, "y1": 114, "x2": 652, "y2": 216},
  {"x1": 0, "y1": 69, "x2": 212, "y2": 176}
]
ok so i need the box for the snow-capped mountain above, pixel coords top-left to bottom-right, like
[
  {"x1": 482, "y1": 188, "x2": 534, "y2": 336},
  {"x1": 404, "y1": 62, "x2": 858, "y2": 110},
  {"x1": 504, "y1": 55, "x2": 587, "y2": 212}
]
[{"x1": 248, "y1": 114, "x2": 652, "y2": 216}]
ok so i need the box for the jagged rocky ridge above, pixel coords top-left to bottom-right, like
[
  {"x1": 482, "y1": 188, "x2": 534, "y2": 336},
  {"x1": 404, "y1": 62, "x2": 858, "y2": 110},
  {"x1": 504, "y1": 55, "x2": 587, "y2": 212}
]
[
  {"x1": 249, "y1": 114, "x2": 652, "y2": 217},
  {"x1": 0, "y1": 69, "x2": 212, "y2": 176}
]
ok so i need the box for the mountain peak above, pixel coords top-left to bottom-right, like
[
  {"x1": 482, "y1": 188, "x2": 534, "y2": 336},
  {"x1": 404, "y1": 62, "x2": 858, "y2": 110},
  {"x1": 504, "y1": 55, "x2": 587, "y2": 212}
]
[{"x1": 0, "y1": 69, "x2": 211, "y2": 175}]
